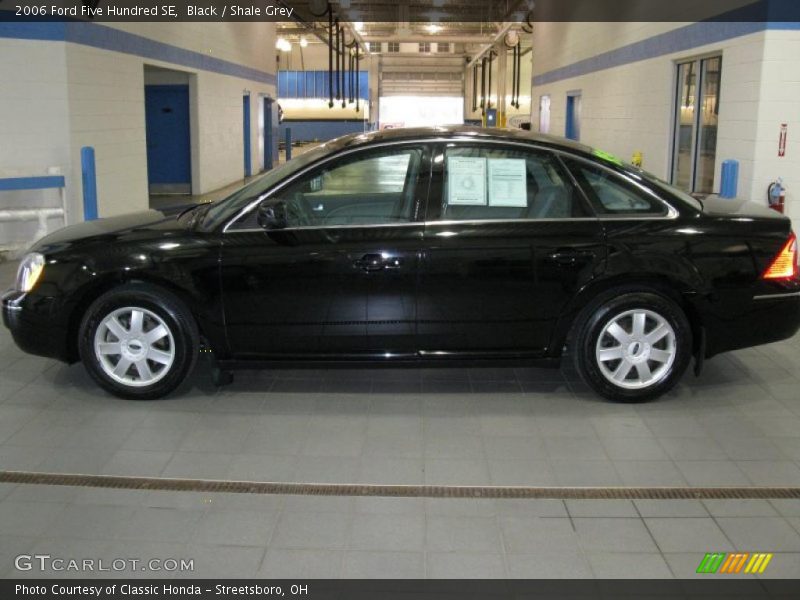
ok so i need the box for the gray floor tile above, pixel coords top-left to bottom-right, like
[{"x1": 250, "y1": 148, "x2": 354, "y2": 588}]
[
  {"x1": 270, "y1": 511, "x2": 350, "y2": 549},
  {"x1": 101, "y1": 450, "x2": 174, "y2": 477},
  {"x1": 349, "y1": 513, "x2": 424, "y2": 551},
  {"x1": 613, "y1": 460, "x2": 687, "y2": 486},
  {"x1": 501, "y1": 517, "x2": 580, "y2": 554},
  {"x1": 178, "y1": 544, "x2": 264, "y2": 578},
  {"x1": 674, "y1": 460, "x2": 750, "y2": 486},
  {"x1": 645, "y1": 517, "x2": 734, "y2": 553},
  {"x1": 426, "y1": 515, "x2": 503, "y2": 553},
  {"x1": 702, "y1": 500, "x2": 779, "y2": 517},
  {"x1": 161, "y1": 452, "x2": 234, "y2": 479},
  {"x1": 633, "y1": 500, "x2": 708, "y2": 518},
  {"x1": 506, "y1": 549, "x2": 593, "y2": 578},
  {"x1": 566, "y1": 500, "x2": 638, "y2": 518},
  {"x1": 342, "y1": 550, "x2": 424, "y2": 578},
  {"x1": 426, "y1": 552, "x2": 506, "y2": 578},
  {"x1": 424, "y1": 458, "x2": 491, "y2": 485},
  {"x1": 191, "y1": 509, "x2": 278, "y2": 546},
  {"x1": 586, "y1": 552, "x2": 673, "y2": 578},
  {"x1": 716, "y1": 517, "x2": 800, "y2": 552},
  {"x1": 600, "y1": 436, "x2": 668, "y2": 461},
  {"x1": 258, "y1": 548, "x2": 342, "y2": 578},
  {"x1": 0, "y1": 501, "x2": 69, "y2": 536},
  {"x1": 116, "y1": 506, "x2": 205, "y2": 543},
  {"x1": 573, "y1": 517, "x2": 658, "y2": 553},
  {"x1": 550, "y1": 459, "x2": 622, "y2": 486},
  {"x1": 226, "y1": 453, "x2": 296, "y2": 481},
  {"x1": 357, "y1": 456, "x2": 423, "y2": 485}
]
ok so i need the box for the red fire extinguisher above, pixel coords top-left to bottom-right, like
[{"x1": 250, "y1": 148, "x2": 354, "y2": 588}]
[{"x1": 768, "y1": 178, "x2": 785, "y2": 213}]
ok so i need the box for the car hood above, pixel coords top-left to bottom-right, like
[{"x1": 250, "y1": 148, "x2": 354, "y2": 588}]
[{"x1": 30, "y1": 209, "x2": 191, "y2": 255}]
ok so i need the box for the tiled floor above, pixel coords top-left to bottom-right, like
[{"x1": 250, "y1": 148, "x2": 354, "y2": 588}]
[{"x1": 1, "y1": 259, "x2": 800, "y2": 578}]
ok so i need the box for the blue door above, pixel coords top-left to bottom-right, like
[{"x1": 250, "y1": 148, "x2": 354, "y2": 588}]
[
  {"x1": 565, "y1": 93, "x2": 582, "y2": 141},
  {"x1": 243, "y1": 95, "x2": 252, "y2": 177},
  {"x1": 144, "y1": 85, "x2": 191, "y2": 192}
]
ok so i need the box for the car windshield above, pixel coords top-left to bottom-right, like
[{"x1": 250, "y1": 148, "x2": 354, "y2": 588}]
[{"x1": 201, "y1": 142, "x2": 336, "y2": 229}]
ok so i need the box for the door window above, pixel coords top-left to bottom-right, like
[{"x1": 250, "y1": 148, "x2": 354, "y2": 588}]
[
  {"x1": 233, "y1": 146, "x2": 425, "y2": 229},
  {"x1": 672, "y1": 56, "x2": 721, "y2": 194},
  {"x1": 436, "y1": 145, "x2": 588, "y2": 221},
  {"x1": 567, "y1": 160, "x2": 669, "y2": 217}
]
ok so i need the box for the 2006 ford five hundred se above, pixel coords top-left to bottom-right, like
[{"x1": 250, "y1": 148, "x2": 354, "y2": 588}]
[{"x1": 4, "y1": 127, "x2": 800, "y2": 401}]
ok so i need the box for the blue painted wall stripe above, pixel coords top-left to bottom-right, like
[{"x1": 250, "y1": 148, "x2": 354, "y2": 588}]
[
  {"x1": 0, "y1": 176, "x2": 65, "y2": 191},
  {"x1": 533, "y1": 21, "x2": 799, "y2": 87},
  {"x1": 0, "y1": 19, "x2": 275, "y2": 86}
]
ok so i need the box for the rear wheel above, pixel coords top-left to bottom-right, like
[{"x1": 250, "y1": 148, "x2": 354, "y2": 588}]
[
  {"x1": 573, "y1": 291, "x2": 691, "y2": 402},
  {"x1": 78, "y1": 284, "x2": 198, "y2": 400}
]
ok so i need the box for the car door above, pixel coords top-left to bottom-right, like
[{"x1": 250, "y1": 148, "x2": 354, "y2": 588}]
[
  {"x1": 220, "y1": 143, "x2": 430, "y2": 358},
  {"x1": 417, "y1": 141, "x2": 606, "y2": 356}
]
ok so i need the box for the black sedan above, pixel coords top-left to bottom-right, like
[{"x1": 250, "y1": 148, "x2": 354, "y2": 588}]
[{"x1": 3, "y1": 126, "x2": 800, "y2": 401}]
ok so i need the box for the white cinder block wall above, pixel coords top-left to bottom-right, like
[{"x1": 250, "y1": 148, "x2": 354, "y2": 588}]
[
  {"x1": 531, "y1": 22, "x2": 800, "y2": 224},
  {"x1": 1, "y1": 21, "x2": 276, "y2": 233}
]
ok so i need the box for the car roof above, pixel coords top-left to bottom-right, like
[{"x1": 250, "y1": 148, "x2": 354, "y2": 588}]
[{"x1": 330, "y1": 125, "x2": 598, "y2": 157}]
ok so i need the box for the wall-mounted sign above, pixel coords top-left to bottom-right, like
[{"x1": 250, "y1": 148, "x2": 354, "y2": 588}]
[{"x1": 779, "y1": 123, "x2": 787, "y2": 157}]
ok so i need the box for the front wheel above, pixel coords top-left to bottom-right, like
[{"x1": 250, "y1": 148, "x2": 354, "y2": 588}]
[
  {"x1": 78, "y1": 284, "x2": 199, "y2": 400},
  {"x1": 573, "y1": 292, "x2": 692, "y2": 402}
]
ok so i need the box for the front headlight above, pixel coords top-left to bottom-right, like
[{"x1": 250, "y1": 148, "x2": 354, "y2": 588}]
[{"x1": 15, "y1": 253, "x2": 45, "y2": 292}]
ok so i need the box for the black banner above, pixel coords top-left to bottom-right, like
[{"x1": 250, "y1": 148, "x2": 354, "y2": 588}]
[
  {"x1": 1, "y1": 0, "x2": 800, "y2": 23},
  {"x1": 5, "y1": 580, "x2": 800, "y2": 599}
]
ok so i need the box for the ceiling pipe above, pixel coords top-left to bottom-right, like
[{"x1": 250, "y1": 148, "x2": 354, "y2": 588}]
[{"x1": 467, "y1": 22, "x2": 515, "y2": 69}]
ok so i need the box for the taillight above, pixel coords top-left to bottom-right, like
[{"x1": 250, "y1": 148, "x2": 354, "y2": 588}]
[{"x1": 762, "y1": 232, "x2": 798, "y2": 280}]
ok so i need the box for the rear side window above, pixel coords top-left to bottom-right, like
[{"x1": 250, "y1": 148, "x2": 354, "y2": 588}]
[
  {"x1": 567, "y1": 160, "x2": 669, "y2": 217},
  {"x1": 437, "y1": 145, "x2": 588, "y2": 221}
]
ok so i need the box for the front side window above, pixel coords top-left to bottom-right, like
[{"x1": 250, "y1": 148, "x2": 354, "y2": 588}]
[
  {"x1": 567, "y1": 160, "x2": 669, "y2": 216},
  {"x1": 231, "y1": 146, "x2": 425, "y2": 229},
  {"x1": 436, "y1": 145, "x2": 587, "y2": 221}
]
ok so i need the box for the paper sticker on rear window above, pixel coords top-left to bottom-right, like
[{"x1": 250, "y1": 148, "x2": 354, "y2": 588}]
[
  {"x1": 488, "y1": 158, "x2": 527, "y2": 207},
  {"x1": 447, "y1": 157, "x2": 487, "y2": 205}
]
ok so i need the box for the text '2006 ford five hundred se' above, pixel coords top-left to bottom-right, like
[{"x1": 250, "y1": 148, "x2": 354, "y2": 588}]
[{"x1": 3, "y1": 126, "x2": 800, "y2": 401}]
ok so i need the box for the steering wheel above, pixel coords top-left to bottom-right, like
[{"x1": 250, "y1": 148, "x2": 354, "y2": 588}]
[{"x1": 284, "y1": 193, "x2": 316, "y2": 227}]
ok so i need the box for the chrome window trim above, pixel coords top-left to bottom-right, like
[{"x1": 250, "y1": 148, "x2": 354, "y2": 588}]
[
  {"x1": 223, "y1": 137, "x2": 679, "y2": 233},
  {"x1": 753, "y1": 291, "x2": 800, "y2": 300}
]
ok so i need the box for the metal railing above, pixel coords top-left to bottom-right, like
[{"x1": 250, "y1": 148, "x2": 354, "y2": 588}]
[{"x1": 0, "y1": 174, "x2": 67, "y2": 257}]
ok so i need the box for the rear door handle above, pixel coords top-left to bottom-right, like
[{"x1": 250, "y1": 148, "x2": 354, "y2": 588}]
[
  {"x1": 353, "y1": 253, "x2": 403, "y2": 272},
  {"x1": 547, "y1": 250, "x2": 596, "y2": 265}
]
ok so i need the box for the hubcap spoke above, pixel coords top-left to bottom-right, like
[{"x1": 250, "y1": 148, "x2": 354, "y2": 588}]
[
  {"x1": 113, "y1": 357, "x2": 132, "y2": 378},
  {"x1": 649, "y1": 348, "x2": 672, "y2": 363},
  {"x1": 134, "y1": 359, "x2": 153, "y2": 381},
  {"x1": 97, "y1": 342, "x2": 121, "y2": 355},
  {"x1": 632, "y1": 312, "x2": 647, "y2": 338},
  {"x1": 148, "y1": 348, "x2": 172, "y2": 365},
  {"x1": 105, "y1": 317, "x2": 127, "y2": 340},
  {"x1": 612, "y1": 359, "x2": 634, "y2": 382},
  {"x1": 144, "y1": 324, "x2": 168, "y2": 344},
  {"x1": 129, "y1": 310, "x2": 144, "y2": 335},
  {"x1": 606, "y1": 322, "x2": 630, "y2": 344},
  {"x1": 645, "y1": 323, "x2": 670, "y2": 344},
  {"x1": 597, "y1": 346, "x2": 625, "y2": 362},
  {"x1": 635, "y1": 361, "x2": 652, "y2": 381}
]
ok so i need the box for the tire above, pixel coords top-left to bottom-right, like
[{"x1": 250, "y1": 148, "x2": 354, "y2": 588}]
[
  {"x1": 572, "y1": 291, "x2": 691, "y2": 402},
  {"x1": 78, "y1": 283, "x2": 199, "y2": 400}
]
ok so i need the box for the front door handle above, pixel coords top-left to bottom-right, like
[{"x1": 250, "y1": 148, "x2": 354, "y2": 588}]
[{"x1": 353, "y1": 254, "x2": 403, "y2": 272}]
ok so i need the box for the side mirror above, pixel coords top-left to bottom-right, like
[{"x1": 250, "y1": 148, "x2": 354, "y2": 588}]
[{"x1": 257, "y1": 199, "x2": 288, "y2": 230}]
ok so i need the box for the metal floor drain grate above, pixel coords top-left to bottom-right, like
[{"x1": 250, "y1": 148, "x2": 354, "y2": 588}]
[{"x1": 2, "y1": 470, "x2": 800, "y2": 500}]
